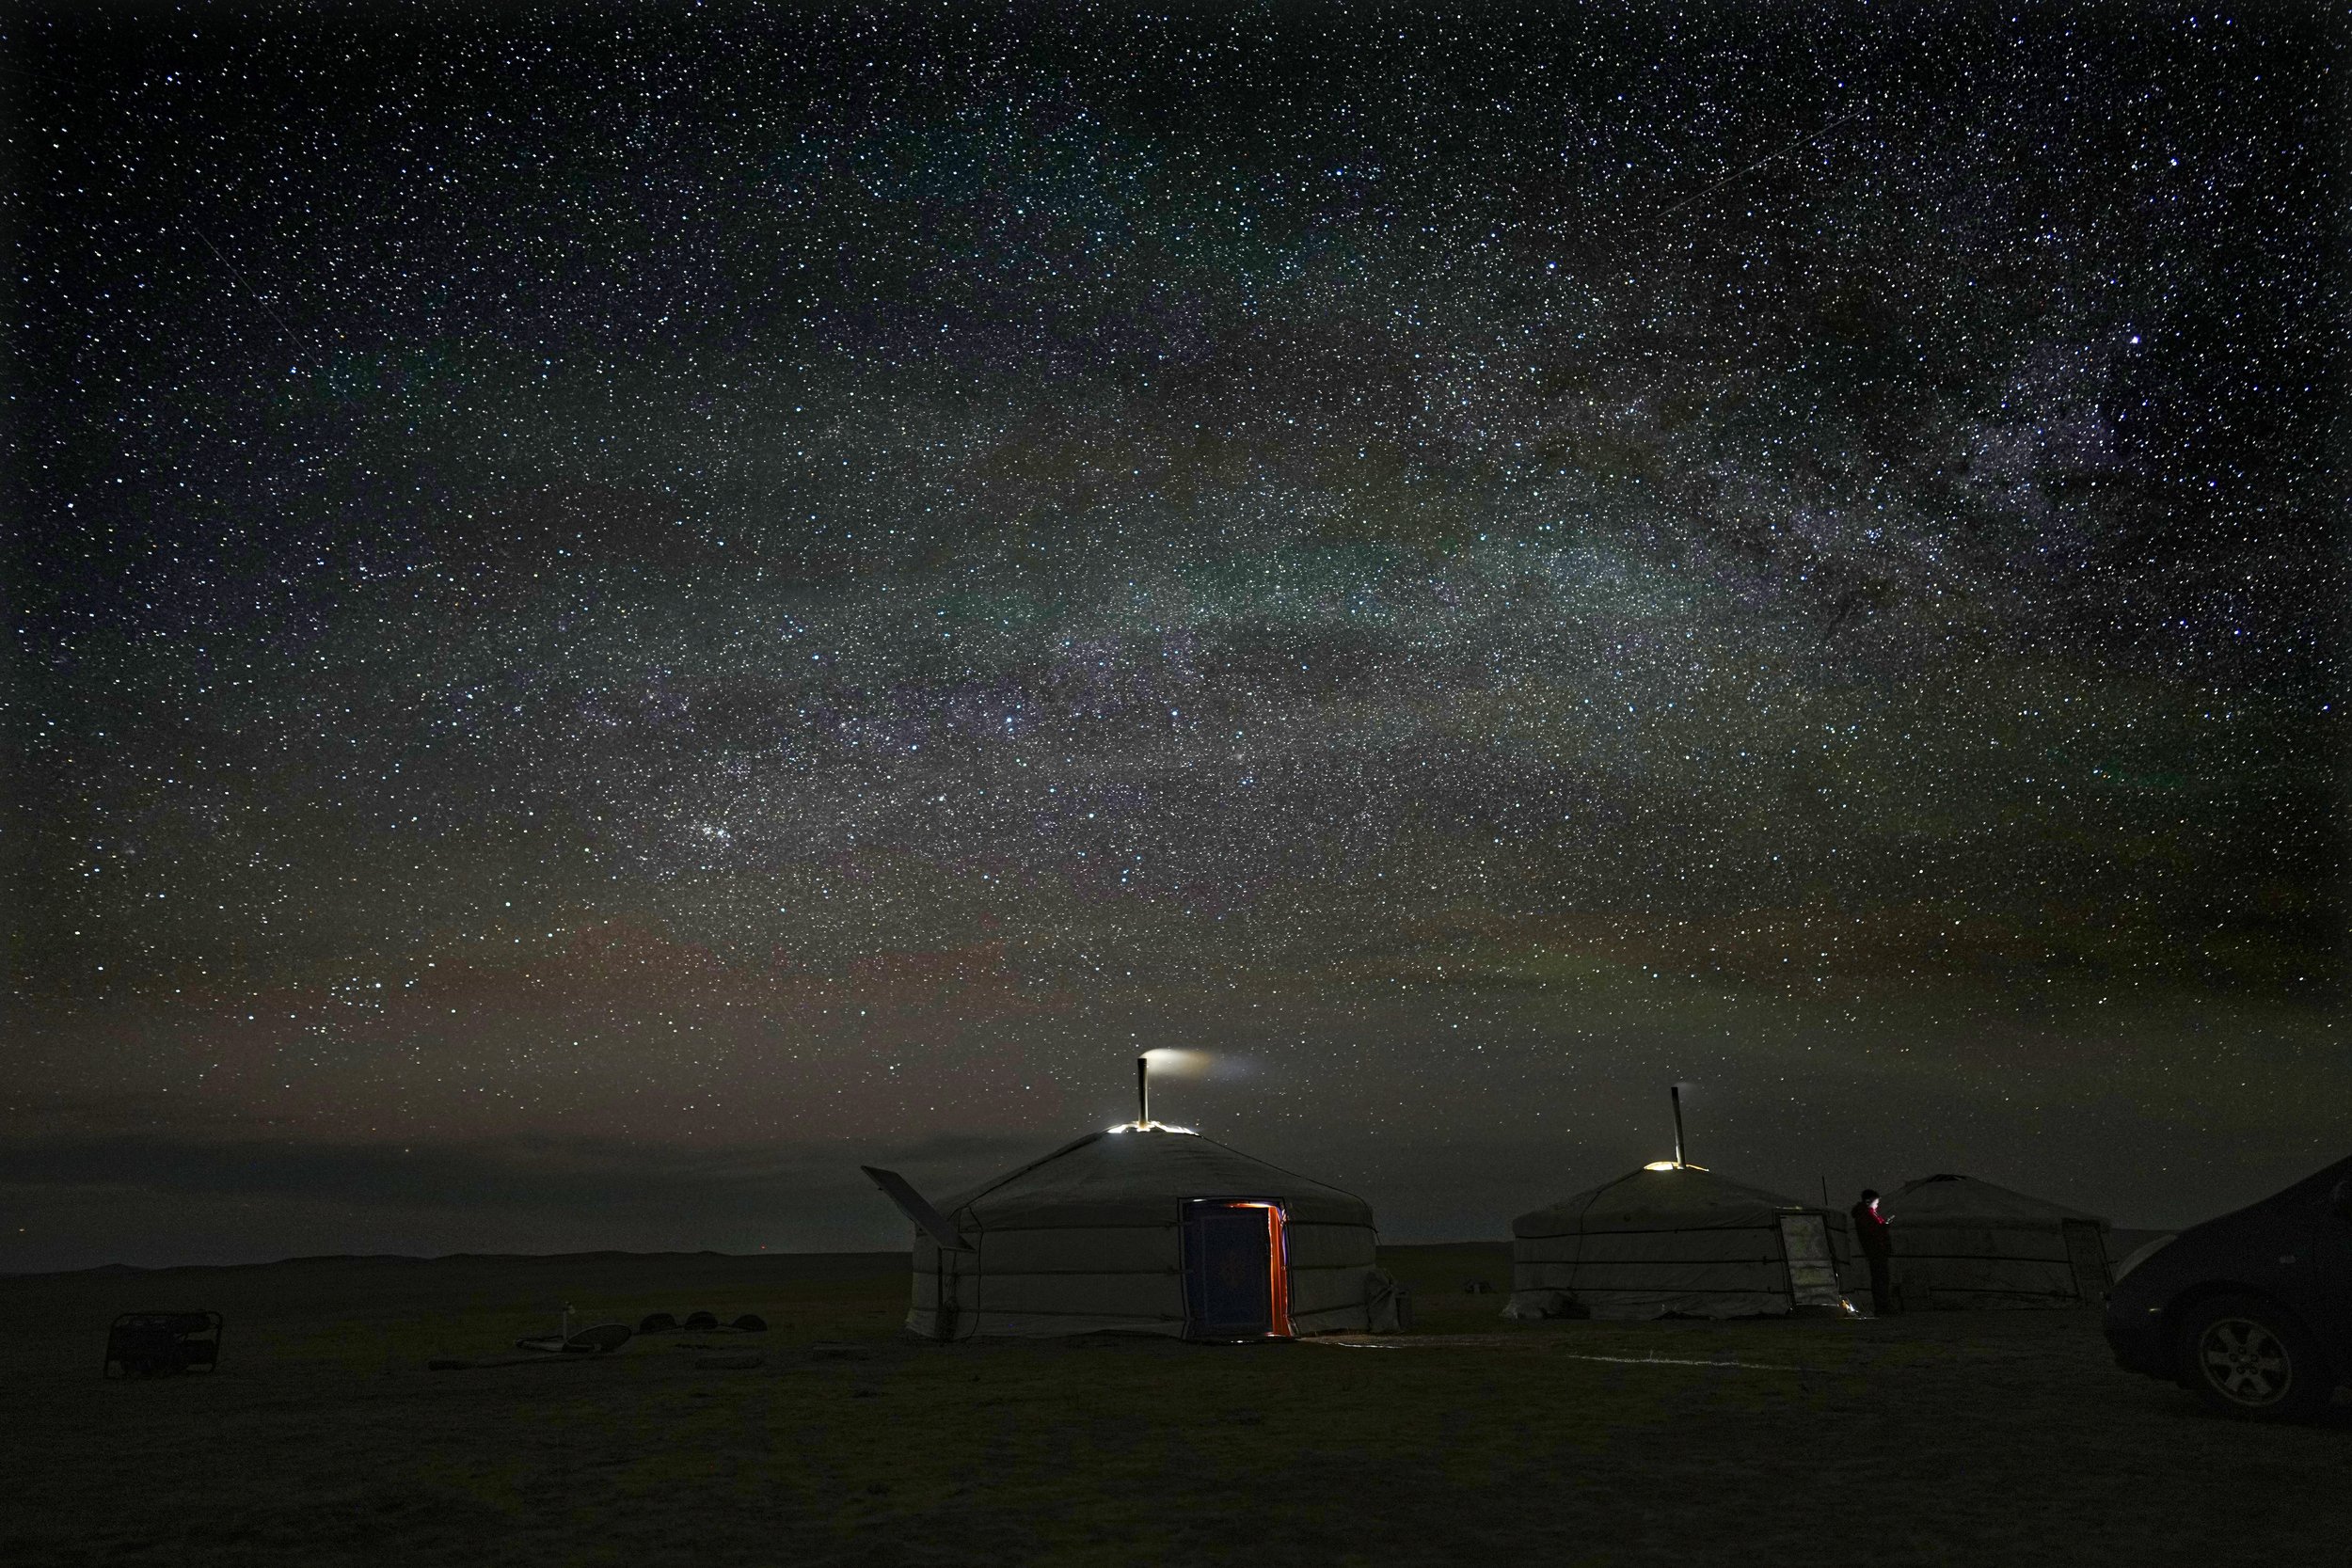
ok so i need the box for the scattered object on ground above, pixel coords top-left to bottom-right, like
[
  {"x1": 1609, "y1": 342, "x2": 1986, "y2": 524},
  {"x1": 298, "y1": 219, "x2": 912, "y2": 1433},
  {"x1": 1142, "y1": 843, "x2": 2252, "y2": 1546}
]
[
  {"x1": 810, "y1": 1341, "x2": 876, "y2": 1359},
  {"x1": 1464, "y1": 1280, "x2": 1494, "y2": 1294},
  {"x1": 1880, "y1": 1174, "x2": 2113, "y2": 1308},
  {"x1": 512, "y1": 1323, "x2": 632, "y2": 1355},
  {"x1": 103, "y1": 1311, "x2": 223, "y2": 1378},
  {"x1": 660, "y1": 1313, "x2": 765, "y2": 1335},
  {"x1": 631, "y1": 1310, "x2": 764, "y2": 1334},
  {"x1": 695, "y1": 1354, "x2": 764, "y2": 1370}
]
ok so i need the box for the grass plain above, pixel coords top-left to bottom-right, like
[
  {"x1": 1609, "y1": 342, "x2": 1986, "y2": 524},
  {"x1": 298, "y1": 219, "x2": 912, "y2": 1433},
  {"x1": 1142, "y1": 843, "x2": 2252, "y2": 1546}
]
[{"x1": 4, "y1": 1243, "x2": 2344, "y2": 1567}]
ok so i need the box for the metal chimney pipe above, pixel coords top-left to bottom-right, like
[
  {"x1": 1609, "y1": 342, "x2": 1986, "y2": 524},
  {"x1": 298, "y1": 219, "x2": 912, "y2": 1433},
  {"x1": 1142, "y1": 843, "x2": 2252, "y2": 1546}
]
[
  {"x1": 1137, "y1": 1054, "x2": 1150, "y2": 1127},
  {"x1": 1670, "y1": 1085, "x2": 1687, "y2": 1167}
]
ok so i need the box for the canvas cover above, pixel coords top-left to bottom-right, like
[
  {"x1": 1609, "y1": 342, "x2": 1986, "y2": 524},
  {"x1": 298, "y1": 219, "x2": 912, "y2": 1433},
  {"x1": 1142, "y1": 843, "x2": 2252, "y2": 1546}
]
[
  {"x1": 1505, "y1": 1164, "x2": 1857, "y2": 1321},
  {"x1": 1880, "y1": 1173, "x2": 2111, "y2": 1308},
  {"x1": 901, "y1": 1127, "x2": 1384, "y2": 1339}
]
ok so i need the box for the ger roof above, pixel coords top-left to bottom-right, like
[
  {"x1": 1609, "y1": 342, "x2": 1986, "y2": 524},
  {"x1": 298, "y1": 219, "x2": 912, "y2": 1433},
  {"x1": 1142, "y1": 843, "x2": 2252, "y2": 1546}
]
[
  {"x1": 1882, "y1": 1173, "x2": 2105, "y2": 1227},
  {"x1": 1514, "y1": 1163, "x2": 1825, "y2": 1239},
  {"x1": 938, "y1": 1127, "x2": 1372, "y2": 1230}
]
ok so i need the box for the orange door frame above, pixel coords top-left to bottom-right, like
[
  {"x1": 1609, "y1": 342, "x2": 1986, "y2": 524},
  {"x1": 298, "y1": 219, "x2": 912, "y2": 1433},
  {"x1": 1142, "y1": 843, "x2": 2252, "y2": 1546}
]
[{"x1": 1226, "y1": 1200, "x2": 1293, "y2": 1338}]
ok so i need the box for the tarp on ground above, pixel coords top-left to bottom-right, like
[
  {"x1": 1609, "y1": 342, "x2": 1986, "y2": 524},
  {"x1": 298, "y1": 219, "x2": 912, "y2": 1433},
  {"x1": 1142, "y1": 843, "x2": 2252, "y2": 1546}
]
[
  {"x1": 898, "y1": 1126, "x2": 1386, "y2": 1340},
  {"x1": 1505, "y1": 1164, "x2": 1857, "y2": 1322}
]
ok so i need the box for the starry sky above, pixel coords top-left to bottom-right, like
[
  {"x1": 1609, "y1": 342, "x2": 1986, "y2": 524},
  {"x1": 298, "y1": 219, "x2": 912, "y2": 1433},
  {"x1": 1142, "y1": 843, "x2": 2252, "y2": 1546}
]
[{"x1": 6, "y1": 4, "x2": 2341, "y2": 1272}]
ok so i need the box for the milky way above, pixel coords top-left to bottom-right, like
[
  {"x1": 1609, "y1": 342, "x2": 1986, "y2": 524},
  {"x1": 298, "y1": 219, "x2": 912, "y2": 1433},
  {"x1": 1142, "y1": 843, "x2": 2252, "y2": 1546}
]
[{"x1": 7, "y1": 6, "x2": 2340, "y2": 1269}]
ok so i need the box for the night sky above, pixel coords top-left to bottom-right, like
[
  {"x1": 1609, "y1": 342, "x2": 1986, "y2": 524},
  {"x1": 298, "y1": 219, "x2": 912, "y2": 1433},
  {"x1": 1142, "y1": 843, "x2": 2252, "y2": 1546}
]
[{"x1": 6, "y1": 5, "x2": 2341, "y2": 1272}]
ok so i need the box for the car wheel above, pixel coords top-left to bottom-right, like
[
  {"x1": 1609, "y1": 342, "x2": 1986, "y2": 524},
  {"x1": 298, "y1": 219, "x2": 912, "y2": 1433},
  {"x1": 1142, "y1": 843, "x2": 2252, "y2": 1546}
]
[{"x1": 2175, "y1": 1294, "x2": 2334, "y2": 1423}]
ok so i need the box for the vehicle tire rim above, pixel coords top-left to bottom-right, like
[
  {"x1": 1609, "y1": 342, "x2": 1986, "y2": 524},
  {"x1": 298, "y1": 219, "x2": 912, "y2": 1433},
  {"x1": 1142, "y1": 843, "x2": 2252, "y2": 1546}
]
[{"x1": 2198, "y1": 1317, "x2": 2292, "y2": 1406}]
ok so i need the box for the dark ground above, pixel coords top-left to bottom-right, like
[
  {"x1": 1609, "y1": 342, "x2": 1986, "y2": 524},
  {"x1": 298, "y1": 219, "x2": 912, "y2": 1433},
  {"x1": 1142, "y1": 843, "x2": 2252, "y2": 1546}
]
[{"x1": 5, "y1": 1244, "x2": 2344, "y2": 1567}]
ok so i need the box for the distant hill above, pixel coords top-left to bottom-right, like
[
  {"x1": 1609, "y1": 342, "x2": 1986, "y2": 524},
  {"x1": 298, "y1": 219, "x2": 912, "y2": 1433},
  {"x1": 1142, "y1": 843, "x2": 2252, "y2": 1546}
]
[{"x1": 0, "y1": 1248, "x2": 874, "y2": 1281}]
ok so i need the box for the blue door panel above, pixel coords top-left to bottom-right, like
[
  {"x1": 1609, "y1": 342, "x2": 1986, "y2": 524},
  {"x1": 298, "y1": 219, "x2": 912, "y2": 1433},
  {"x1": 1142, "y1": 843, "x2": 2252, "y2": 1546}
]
[{"x1": 1184, "y1": 1202, "x2": 1271, "y2": 1336}]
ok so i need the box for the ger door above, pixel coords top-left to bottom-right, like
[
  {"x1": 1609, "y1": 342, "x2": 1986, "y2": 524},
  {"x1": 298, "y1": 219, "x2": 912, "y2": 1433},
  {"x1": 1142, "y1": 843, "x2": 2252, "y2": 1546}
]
[
  {"x1": 2060, "y1": 1220, "x2": 2110, "y2": 1301},
  {"x1": 1777, "y1": 1213, "x2": 1844, "y2": 1309},
  {"x1": 1183, "y1": 1200, "x2": 1290, "y2": 1339}
]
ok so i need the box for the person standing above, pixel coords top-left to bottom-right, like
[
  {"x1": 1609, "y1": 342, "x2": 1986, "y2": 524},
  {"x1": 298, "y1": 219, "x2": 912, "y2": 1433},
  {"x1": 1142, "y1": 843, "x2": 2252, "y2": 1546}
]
[{"x1": 1851, "y1": 1188, "x2": 1898, "y2": 1315}]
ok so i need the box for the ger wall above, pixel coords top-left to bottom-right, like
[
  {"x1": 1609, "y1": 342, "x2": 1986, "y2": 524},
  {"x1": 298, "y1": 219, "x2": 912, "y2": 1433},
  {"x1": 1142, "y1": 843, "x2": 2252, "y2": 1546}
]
[{"x1": 904, "y1": 1215, "x2": 1381, "y2": 1339}]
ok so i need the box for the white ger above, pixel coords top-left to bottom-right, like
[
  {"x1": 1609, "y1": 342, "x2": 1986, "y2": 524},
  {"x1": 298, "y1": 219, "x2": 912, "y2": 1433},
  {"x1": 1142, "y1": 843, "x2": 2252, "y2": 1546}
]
[
  {"x1": 1878, "y1": 1173, "x2": 2113, "y2": 1308},
  {"x1": 1505, "y1": 1162, "x2": 1860, "y2": 1322},
  {"x1": 863, "y1": 1056, "x2": 1403, "y2": 1341}
]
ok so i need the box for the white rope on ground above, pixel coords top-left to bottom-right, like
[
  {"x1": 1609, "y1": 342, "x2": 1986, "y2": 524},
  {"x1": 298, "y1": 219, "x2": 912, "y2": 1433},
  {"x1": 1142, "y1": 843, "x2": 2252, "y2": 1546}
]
[
  {"x1": 1309, "y1": 1337, "x2": 1808, "y2": 1370},
  {"x1": 1557, "y1": 1353, "x2": 1795, "y2": 1371}
]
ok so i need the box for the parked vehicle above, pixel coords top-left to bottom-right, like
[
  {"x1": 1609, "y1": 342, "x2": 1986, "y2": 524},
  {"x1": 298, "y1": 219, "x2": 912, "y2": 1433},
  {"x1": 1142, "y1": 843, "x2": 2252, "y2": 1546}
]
[{"x1": 2105, "y1": 1155, "x2": 2351, "y2": 1422}]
